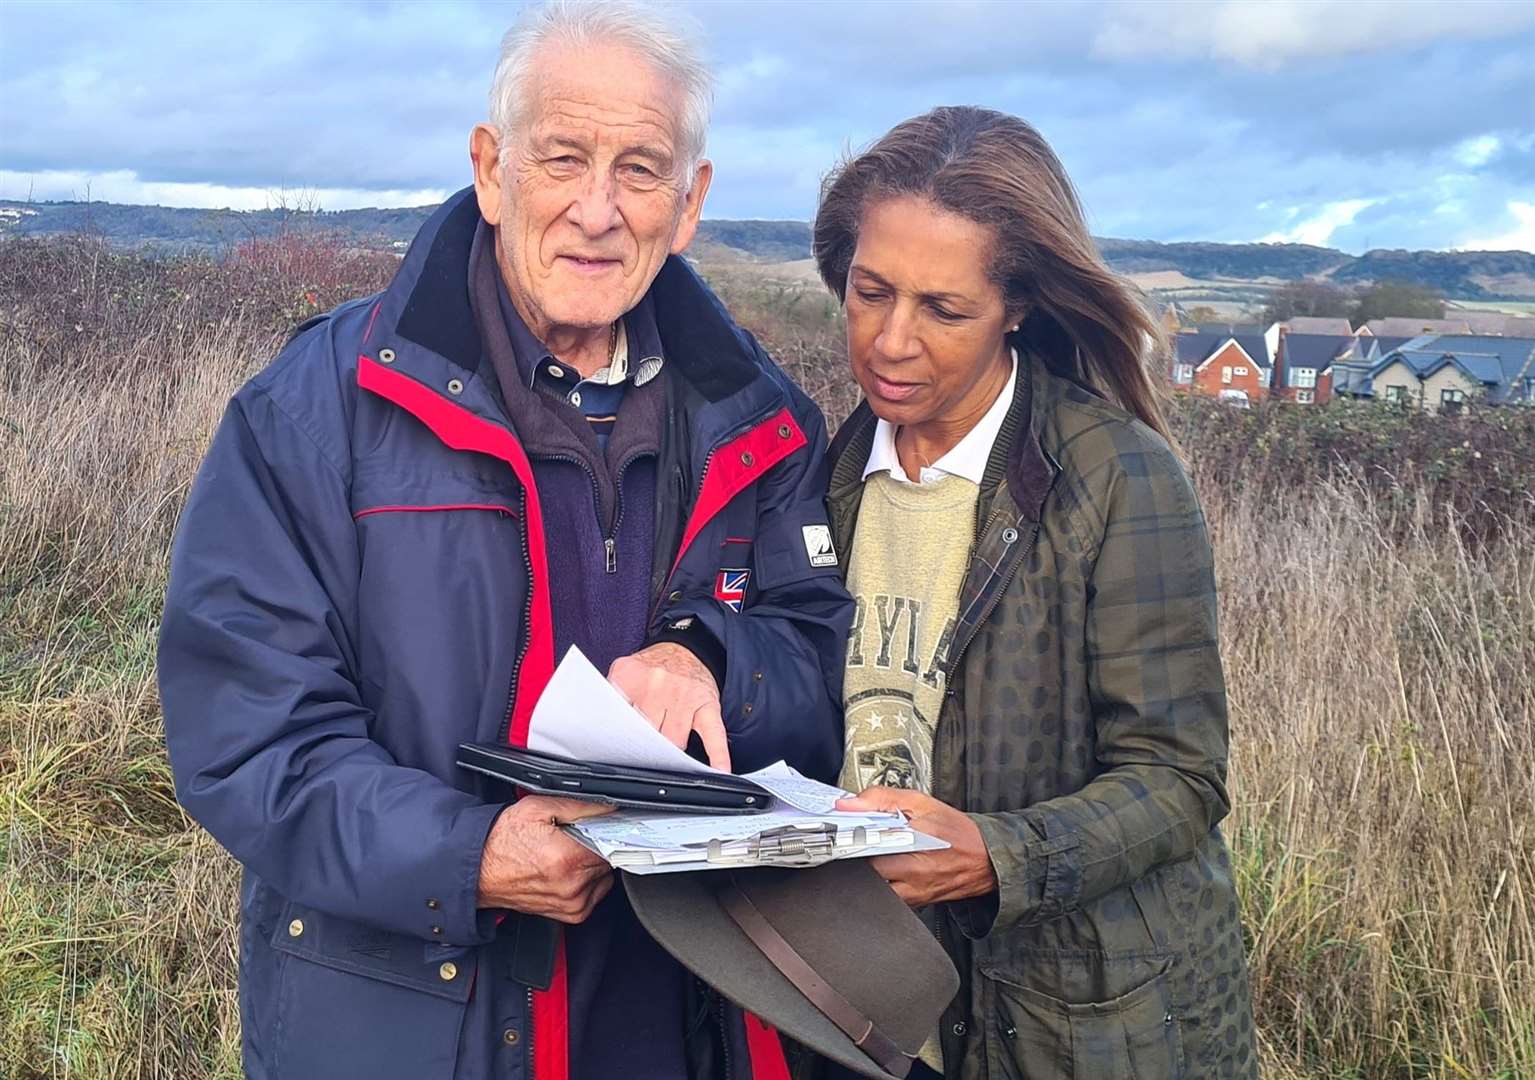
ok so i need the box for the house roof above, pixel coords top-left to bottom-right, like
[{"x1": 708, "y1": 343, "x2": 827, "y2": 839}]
[
  {"x1": 1363, "y1": 317, "x2": 1473, "y2": 337},
  {"x1": 1368, "y1": 334, "x2": 1535, "y2": 402},
  {"x1": 1286, "y1": 316, "x2": 1354, "y2": 335},
  {"x1": 1173, "y1": 330, "x2": 1270, "y2": 370},
  {"x1": 1280, "y1": 333, "x2": 1352, "y2": 371}
]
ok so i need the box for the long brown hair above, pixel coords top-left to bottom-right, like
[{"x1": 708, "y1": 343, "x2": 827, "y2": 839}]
[{"x1": 814, "y1": 106, "x2": 1172, "y2": 441}]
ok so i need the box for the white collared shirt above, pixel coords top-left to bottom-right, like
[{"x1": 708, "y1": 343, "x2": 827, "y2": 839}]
[{"x1": 862, "y1": 349, "x2": 1018, "y2": 486}]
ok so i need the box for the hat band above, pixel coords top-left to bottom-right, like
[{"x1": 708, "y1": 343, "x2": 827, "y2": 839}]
[{"x1": 718, "y1": 877, "x2": 911, "y2": 1078}]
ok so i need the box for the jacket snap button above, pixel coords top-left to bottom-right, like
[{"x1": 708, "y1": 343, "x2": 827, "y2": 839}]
[
  {"x1": 503, "y1": 1028, "x2": 520, "y2": 1046},
  {"x1": 1001, "y1": 527, "x2": 1019, "y2": 544},
  {"x1": 743, "y1": 703, "x2": 753, "y2": 716},
  {"x1": 430, "y1": 925, "x2": 443, "y2": 936},
  {"x1": 287, "y1": 919, "x2": 304, "y2": 938},
  {"x1": 777, "y1": 424, "x2": 791, "y2": 439},
  {"x1": 753, "y1": 671, "x2": 763, "y2": 682},
  {"x1": 439, "y1": 962, "x2": 458, "y2": 981},
  {"x1": 446, "y1": 378, "x2": 464, "y2": 395},
  {"x1": 740, "y1": 451, "x2": 755, "y2": 467},
  {"x1": 378, "y1": 348, "x2": 396, "y2": 364},
  {"x1": 426, "y1": 898, "x2": 440, "y2": 910},
  {"x1": 668, "y1": 590, "x2": 683, "y2": 602},
  {"x1": 1003, "y1": 1025, "x2": 1017, "y2": 1040},
  {"x1": 951, "y1": 1021, "x2": 967, "y2": 1037}
]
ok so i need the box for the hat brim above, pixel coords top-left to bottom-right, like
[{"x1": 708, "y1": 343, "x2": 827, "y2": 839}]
[{"x1": 624, "y1": 861, "x2": 952, "y2": 1080}]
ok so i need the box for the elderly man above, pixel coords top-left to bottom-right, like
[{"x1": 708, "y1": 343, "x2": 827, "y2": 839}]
[{"x1": 157, "y1": 3, "x2": 851, "y2": 1078}]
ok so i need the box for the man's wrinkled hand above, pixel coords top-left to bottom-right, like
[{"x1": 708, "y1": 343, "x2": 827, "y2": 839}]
[
  {"x1": 477, "y1": 796, "x2": 615, "y2": 924},
  {"x1": 835, "y1": 786, "x2": 997, "y2": 907},
  {"x1": 608, "y1": 642, "x2": 731, "y2": 772}
]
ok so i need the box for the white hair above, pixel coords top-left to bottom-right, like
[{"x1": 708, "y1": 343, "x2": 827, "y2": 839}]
[{"x1": 489, "y1": 0, "x2": 715, "y2": 182}]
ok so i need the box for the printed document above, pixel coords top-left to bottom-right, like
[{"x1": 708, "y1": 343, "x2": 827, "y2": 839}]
[{"x1": 529, "y1": 647, "x2": 948, "y2": 873}]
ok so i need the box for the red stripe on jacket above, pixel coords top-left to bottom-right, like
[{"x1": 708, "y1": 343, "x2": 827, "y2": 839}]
[
  {"x1": 671, "y1": 407, "x2": 807, "y2": 576},
  {"x1": 358, "y1": 355, "x2": 569, "y2": 1080}
]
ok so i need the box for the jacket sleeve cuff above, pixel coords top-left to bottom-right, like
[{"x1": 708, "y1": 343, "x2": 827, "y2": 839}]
[
  {"x1": 646, "y1": 616, "x2": 727, "y2": 690},
  {"x1": 443, "y1": 800, "x2": 511, "y2": 946}
]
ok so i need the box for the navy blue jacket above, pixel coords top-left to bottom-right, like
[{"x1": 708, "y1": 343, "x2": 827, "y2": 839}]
[{"x1": 158, "y1": 190, "x2": 853, "y2": 1080}]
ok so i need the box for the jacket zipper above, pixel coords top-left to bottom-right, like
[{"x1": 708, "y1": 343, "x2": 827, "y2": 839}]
[
  {"x1": 499, "y1": 488, "x2": 538, "y2": 745},
  {"x1": 539, "y1": 449, "x2": 646, "y2": 575},
  {"x1": 716, "y1": 992, "x2": 733, "y2": 1080}
]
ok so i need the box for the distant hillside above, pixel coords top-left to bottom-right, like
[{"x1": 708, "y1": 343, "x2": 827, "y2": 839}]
[{"x1": 2, "y1": 198, "x2": 1532, "y2": 299}]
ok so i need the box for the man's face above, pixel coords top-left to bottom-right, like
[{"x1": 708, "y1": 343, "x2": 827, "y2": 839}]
[{"x1": 472, "y1": 42, "x2": 712, "y2": 339}]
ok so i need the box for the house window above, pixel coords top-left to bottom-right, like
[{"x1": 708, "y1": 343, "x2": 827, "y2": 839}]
[
  {"x1": 1234, "y1": 366, "x2": 1249, "y2": 377},
  {"x1": 1173, "y1": 364, "x2": 1194, "y2": 384},
  {"x1": 1524, "y1": 376, "x2": 1535, "y2": 402},
  {"x1": 1384, "y1": 384, "x2": 1409, "y2": 404},
  {"x1": 1297, "y1": 389, "x2": 1315, "y2": 404},
  {"x1": 1221, "y1": 366, "x2": 1233, "y2": 384},
  {"x1": 1440, "y1": 388, "x2": 1466, "y2": 412},
  {"x1": 1292, "y1": 367, "x2": 1317, "y2": 388}
]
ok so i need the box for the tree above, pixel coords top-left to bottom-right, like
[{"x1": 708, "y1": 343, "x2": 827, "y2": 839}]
[
  {"x1": 1262, "y1": 280, "x2": 1353, "y2": 324},
  {"x1": 1351, "y1": 280, "x2": 1445, "y2": 323},
  {"x1": 1184, "y1": 305, "x2": 1221, "y2": 324}
]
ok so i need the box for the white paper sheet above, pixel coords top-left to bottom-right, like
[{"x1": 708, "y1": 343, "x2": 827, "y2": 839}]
[{"x1": 526, "y1": 646, "x2": 715, "y2": 774}]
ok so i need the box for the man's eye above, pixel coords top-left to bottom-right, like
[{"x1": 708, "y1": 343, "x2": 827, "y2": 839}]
[
  {"x1": 623, "y1": 163, "x2": 655, "y2": 178},
  {"x1": 547, "y1": 156, "x2": 580, "y2": 168}
]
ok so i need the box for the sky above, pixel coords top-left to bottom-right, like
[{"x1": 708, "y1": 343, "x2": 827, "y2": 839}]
[{"x1": 3, "y1": 0, "x2": 1534, "y2": 253}]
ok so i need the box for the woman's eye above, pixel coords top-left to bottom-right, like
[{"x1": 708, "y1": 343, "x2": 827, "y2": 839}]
[
  {"x1": 853, "y1": 290, "x2": 886, "y2": 304},
  {"x1": 930, "y1": 306, "x2": 965, "y2": 322}
]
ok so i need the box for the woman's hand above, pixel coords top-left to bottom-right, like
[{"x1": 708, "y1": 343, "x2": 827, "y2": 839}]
[{"x1": 836, "y1": 787, "x2": 998, "y2": 907}]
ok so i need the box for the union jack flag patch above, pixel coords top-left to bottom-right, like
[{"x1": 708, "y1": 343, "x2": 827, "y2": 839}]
[{"x1": 714, "y1": 568, "x2": 750, "y2": 612}]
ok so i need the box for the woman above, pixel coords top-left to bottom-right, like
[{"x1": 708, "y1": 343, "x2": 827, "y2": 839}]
[{"x1": 817, "y1": 107, "x2": 1256, "y2": 1079}]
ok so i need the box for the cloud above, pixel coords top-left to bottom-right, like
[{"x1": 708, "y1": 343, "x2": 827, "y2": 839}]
[
  {"x1": 1454, "y1": 135, "x2": 1502, "y2": 169},
  {"x1": 1261, "y1": 199, "x2": 1378, "y2": 247},
  {"x1": 1092, "y1": 0, "x2": 1535, "y2": 68},
  {"x1": 1, "y1": 0, "x2": 1532, "y2": 252},
  {"x1": 1460, "y1": 201, "x2": 1535, "y2": 252},
  {"x1": 0, "y1": 169, "x2": 449, "y2": 213}
]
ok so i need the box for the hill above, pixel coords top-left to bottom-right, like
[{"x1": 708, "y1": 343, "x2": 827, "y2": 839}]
[{"x1": 2, "y1": 198, "x2": 1532, "y2": 299}]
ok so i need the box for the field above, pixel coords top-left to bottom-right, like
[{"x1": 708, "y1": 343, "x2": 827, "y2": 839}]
[{"x1": 2, "y1": 236, "x2": 1533, "y2": 1078}]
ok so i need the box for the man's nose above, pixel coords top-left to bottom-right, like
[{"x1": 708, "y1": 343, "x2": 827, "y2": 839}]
[
  {"x1": 874, "y1": 304, "x2": 922, "y2": 363},
  {"x1": 567, "y1": 169, "x2": 622, "y2": 237}
]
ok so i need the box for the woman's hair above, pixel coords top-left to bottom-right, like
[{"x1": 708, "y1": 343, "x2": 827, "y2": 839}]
[{"x1": 814, "y1": 106, "x2": 1172, "y2": 440}]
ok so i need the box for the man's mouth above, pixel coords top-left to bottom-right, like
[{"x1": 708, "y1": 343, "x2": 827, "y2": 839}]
[{"x1": 558, "y1": 254, "x2": 622, "y2": 273}]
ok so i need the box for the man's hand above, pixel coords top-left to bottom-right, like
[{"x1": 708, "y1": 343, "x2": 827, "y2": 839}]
[
  {"x1": 609, "y1": 643, "x2": 731, "y2": 772},
  {"x1": 835, "y1": 787, "x2": 998, "y2": 907},
  {"x1": 477, "y1": 796, "x2": 615, "y2": 924}
]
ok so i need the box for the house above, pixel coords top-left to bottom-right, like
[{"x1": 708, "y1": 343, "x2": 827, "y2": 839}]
[
  {"x1": 1273, "y1": 333, "x2": 1351, "y2": 404},
  {"x1": 1366, "y1": 334, "x2": 1535, "y2": 411},
  {"x1": 1170, "y1": 329, "x2": 1271, "y2": 404},
  {"x1": 1285, "y1": 316, "x2": 1354, "y2": 335},
  {"x1": 1332, "y1": 335, "x2": 1411, "y2": 398},
  {"x1": 1451, "y1": 309, "x2": 1535, "y2": 337},
  {"x1": 1361, "y1": 316, "x2": 1473, "y2": 337}
]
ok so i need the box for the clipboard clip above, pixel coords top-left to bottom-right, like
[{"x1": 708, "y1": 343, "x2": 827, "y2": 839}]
[{"x1": 707, "y1": 823, "x2": 875, "y2": 868}]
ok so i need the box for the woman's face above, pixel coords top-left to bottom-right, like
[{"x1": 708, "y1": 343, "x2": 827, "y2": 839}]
[{"x1": 844, "y1": 195, "x2": 1016, "y2": 430}]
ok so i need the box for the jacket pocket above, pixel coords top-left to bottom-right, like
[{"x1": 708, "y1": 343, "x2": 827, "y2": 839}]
[
  {"x1": 269, "y1": 902, "x2": 473, "y2": 1079},
  {"x1": 980, "y1": 955, "x2": 1183, "y2": 1080}
]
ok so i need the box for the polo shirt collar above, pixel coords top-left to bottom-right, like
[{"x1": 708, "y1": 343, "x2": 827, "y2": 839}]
[{"x1": 863, "y1": 349, "x2": 1018, "y2": 486}]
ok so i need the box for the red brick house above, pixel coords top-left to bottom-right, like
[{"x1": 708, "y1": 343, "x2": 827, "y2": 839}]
[{"x1": 1171, "y1": 331, "x2": 1271, "y2": 405}]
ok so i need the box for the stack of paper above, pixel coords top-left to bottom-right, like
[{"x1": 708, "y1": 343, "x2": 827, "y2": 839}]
[{"x1": 527, "y1": 649, "x2": 948, "y2": 874}]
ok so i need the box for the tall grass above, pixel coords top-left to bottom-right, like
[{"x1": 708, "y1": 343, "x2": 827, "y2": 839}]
[{"x1": 2, "y1": 239, "x2": 1532, "y2": 1077}]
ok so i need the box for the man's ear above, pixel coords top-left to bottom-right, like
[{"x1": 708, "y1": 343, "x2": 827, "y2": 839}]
[
  {"x1": 470, "y1": 124, "x2": 505, "y2": 226},
  {"x1": 668, "y1": 159, "x2": 714, "y2": 256}
]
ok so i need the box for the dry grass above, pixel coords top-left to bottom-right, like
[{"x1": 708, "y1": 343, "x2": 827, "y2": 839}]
[{"x1": 2, "y1": 244, "x2": 1533, "y2": 1078}]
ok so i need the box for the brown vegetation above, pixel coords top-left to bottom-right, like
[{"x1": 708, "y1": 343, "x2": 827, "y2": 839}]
[{"x1": 2, "y1": 238, "x2": 1532, "y2": 1077}]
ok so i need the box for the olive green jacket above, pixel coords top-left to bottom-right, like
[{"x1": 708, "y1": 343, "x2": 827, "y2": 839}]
[{"x1": 825, "y1": 354, "x2": 1257, "y2": 1079}]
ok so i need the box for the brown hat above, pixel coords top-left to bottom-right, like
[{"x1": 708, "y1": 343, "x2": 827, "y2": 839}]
[{"x1": 624, "y1": 860, "x2": 959, "y2": 1080}]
